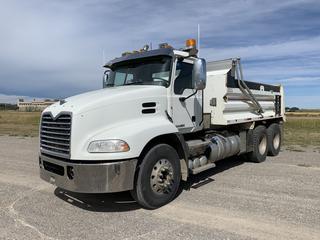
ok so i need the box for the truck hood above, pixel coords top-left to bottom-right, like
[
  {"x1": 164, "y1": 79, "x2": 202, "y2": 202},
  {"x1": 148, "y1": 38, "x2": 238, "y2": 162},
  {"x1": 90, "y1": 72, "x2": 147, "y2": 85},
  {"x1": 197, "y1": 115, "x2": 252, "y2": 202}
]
[{"x1": 44, "y1": 85, "x2": 167, "y2": 117}]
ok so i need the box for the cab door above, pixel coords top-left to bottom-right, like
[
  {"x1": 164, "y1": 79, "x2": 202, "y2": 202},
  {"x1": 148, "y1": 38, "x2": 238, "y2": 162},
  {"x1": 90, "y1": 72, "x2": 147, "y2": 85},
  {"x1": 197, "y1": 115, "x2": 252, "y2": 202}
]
[{"x1": 170, "y1": 58, "x2": 203, "y2": 133}]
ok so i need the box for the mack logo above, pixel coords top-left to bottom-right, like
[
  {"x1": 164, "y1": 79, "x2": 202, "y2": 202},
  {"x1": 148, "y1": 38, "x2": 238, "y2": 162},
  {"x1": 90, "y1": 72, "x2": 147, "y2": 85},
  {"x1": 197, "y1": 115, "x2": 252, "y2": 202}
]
[
  {"x1": 44, "y1": 112, "x2": 67, "y2": 120},
  {"x1": 175, "y1": 124, "x2": 185, "y2": 128}
]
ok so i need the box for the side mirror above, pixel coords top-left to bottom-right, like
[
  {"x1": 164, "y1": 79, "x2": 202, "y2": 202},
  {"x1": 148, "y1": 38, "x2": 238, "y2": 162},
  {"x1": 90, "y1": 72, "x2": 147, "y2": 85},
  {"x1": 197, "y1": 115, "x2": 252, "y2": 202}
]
[
  {"x1": 193, "y1": 58, "x2": 206, "y2": 90},
  {"x1": 102, "y1": 70, "x2": 110, "y2": 88}
]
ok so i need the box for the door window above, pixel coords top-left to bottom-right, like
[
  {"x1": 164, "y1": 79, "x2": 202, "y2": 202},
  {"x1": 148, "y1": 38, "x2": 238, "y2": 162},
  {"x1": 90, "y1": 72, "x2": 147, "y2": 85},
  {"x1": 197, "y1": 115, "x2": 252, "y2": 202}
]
[{"x1": 174, "y1": 60, "x2": 193, "y2": 95}]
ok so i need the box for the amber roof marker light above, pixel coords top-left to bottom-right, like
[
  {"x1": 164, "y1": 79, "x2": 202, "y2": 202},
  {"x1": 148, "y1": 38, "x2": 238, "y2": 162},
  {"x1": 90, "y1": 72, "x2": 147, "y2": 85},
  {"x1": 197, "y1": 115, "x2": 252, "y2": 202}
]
[
  {"x1": 184, "y1": 38, "x2": 198, "y2": 56},
  {"x1": 186, "y1": 39, "x2": 197, "y2": 49}
]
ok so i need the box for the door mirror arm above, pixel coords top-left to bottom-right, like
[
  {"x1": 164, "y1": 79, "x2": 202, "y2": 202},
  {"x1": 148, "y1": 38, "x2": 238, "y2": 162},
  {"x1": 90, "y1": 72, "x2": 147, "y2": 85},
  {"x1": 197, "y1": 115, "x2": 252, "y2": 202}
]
[{"x1": 179, "y1": 90, "x2": 198, "y2": 102}]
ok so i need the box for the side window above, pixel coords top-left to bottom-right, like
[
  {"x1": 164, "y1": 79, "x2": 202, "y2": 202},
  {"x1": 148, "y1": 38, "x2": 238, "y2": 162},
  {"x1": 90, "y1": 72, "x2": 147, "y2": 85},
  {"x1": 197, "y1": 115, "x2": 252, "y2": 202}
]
[{"x1": 174, "y1": 61, "x2": 193, "y2": 94}]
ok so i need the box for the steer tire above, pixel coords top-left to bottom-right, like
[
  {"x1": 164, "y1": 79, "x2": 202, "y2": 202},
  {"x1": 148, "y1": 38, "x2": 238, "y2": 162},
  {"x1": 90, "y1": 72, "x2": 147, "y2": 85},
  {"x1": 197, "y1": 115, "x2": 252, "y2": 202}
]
[
  {"x1": 247, "y1": 125, "x2": 268, "y2": 163},
  {"x1": 267, "y1": 123, "x2": 282, "y2": 156},
  {"x1": 130, "y1": 144, "x2": 181, "y2": 209}
]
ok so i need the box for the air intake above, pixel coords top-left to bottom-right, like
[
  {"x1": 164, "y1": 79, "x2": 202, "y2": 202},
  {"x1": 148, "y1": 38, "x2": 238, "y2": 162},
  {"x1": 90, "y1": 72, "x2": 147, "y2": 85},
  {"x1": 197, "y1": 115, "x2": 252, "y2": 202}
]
[{"x1": 142, "y1": 102, "x2": 156, "y2": 114}]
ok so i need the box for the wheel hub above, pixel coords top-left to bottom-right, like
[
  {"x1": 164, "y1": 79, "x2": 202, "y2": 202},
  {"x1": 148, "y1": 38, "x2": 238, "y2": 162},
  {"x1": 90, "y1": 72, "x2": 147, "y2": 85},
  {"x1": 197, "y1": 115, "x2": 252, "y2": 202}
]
[
  {"x1": 273, "y1": 133, "x2": 280, "y2": 149},
  {"x1": 259, "y1": 135, "x2": 267, "y2": 155},
  {"x1": 150, "y1": 159, "x2": 174, "y2": 194}
]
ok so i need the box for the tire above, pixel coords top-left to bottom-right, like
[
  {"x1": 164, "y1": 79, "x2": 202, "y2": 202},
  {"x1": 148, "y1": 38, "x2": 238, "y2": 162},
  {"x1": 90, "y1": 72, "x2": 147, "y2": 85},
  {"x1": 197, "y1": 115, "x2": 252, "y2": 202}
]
[
  {"x1": 247, "y1": 125, "x2": 268, "y2": 163},
  {"x1": 130, "y1": 144, "x2": 181, "y2": 209},
  {"x1": 267, "y1": 123, "x2": 282, "y2": 156}
]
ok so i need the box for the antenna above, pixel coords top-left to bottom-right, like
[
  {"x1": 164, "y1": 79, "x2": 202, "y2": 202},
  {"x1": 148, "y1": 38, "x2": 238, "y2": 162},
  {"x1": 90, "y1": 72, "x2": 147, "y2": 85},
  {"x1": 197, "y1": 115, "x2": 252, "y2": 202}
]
[
  {"x1": 102, "y1": 49, "x2": 105, "y2": 66},
  {"x1": 197, "y1": 24, "x2": 200, "y2": 57}
]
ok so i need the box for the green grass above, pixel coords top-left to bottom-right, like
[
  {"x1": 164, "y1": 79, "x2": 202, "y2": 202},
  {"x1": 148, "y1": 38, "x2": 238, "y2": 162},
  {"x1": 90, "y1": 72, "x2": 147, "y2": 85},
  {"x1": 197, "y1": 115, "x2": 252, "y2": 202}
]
[
  {"x1": 0, "y1": 111, "x2": 319, "y2": 147},
  {"x1": 0, "y1": 111, "x2": 41, "y2": 137},
  {"x1": 284, "y1": 117, "x2": 320, "y2": 147}
]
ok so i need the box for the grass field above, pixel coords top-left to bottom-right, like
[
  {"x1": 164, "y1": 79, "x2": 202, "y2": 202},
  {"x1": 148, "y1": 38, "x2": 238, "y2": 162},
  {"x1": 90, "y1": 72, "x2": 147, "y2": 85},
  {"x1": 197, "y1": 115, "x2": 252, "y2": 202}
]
[
  {"x1": 284, "y1": 117, "x2": 320, "y2": 147},
  {"x1": 285, "y1": 112, "x2": 320, "y2": 118},
  {"x1": 0, "y1": 110, "x2": 319, "y2": 147},
  {"x1": 0, "y1": 111, "x2": 41, "y2": 137}
]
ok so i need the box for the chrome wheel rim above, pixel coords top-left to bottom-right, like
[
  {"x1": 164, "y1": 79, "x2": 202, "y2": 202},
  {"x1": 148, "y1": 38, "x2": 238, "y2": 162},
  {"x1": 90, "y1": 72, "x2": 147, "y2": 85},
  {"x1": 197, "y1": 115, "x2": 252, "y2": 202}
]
[
  {"x1": 150, "y1": 159, "x2": 174, "y2": 194},
  {"x1": 259, "y1": 135, "x2": 267, "y2": 155},
  {"x1": 273, "y1": 133, "x2": 280, "y2": 149}
]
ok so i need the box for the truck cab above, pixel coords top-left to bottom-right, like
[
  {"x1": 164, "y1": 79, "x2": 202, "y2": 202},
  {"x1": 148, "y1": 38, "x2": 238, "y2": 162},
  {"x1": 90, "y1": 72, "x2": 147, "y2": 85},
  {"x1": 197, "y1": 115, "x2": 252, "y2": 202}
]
[
  {"x1": 103, "y1": 46, "x2": 205, "y2": 132},
  {"x1": 39, "y1": 40, "x2": 284, "y2": 209}
]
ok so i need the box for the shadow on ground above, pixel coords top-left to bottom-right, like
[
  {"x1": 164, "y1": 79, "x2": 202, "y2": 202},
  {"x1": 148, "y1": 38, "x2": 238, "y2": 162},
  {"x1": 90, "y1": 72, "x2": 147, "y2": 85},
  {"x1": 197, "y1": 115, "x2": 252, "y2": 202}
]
[
  {"x1": 183, "y1": 155, "x2": 245, "y2": 190},
  {"x1": 54, "y1": 188, "x2": 141, "y2": 212},
  {"x1": 55, "y1": 156, "x2": 245, "y2": 212}
]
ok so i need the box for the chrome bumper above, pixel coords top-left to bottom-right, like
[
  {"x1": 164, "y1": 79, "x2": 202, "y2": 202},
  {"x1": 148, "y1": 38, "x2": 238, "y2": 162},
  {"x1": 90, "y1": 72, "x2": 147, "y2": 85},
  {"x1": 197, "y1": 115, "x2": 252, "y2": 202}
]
[{"x1": 39, "y1": 154, "x2": 137, "y2": 193}]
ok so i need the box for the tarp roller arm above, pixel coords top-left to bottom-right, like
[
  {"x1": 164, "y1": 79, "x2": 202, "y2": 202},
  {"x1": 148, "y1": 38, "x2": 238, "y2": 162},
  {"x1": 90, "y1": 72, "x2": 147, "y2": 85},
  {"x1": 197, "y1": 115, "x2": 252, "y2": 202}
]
[{"x1": 233, "y1": 58, "x2": 264, "y2": 115}]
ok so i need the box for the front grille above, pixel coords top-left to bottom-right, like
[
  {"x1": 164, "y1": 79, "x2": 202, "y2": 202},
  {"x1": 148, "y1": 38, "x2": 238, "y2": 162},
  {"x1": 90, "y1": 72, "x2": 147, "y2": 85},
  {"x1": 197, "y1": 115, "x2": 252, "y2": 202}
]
[{"x1": 40, "y1": 113, "x2": 71, "y2": 158}]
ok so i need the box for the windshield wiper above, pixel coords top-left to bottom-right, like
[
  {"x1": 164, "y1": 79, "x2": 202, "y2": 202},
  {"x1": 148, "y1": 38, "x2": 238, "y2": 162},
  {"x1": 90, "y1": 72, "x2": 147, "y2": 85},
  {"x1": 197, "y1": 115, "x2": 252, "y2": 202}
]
[{"x1": 124, "y1": 81, "x2": 144, "y2": 85}]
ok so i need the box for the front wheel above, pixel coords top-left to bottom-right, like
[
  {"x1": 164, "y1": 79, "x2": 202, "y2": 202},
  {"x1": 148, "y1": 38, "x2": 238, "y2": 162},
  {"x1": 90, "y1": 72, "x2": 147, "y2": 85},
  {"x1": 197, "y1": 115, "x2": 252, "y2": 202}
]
[{"x1": 130, "y1": 144, "x2": 181, "y2": 209}]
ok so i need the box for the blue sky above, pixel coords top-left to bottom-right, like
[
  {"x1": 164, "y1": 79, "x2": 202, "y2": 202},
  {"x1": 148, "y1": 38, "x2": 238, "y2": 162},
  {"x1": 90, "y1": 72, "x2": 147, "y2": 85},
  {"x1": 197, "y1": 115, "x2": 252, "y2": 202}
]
[{"x1": 0, "y1": 0, "x2": 319, "y2": 108}]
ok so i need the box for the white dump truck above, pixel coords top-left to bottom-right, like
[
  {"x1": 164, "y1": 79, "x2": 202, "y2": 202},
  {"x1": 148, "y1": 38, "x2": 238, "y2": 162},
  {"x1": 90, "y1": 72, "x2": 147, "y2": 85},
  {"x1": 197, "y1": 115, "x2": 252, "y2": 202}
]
[{"x1": 39, "y1": 39, "x2": 285, "y2": 209}]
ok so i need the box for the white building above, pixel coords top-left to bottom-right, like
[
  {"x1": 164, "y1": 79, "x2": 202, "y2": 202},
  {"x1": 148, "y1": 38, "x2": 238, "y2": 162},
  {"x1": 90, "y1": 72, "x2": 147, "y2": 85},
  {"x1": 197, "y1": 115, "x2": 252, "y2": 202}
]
[{"x1": 17, "y1": 99, "x2": 58, "y2": 111}]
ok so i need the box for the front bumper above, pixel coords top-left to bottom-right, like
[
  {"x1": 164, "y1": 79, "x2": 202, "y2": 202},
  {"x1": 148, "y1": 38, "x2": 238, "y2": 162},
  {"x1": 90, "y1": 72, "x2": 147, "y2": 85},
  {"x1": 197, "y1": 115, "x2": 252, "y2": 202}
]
[{"x1": 39, "y1": 154, "x2": 137, "y2": 193}]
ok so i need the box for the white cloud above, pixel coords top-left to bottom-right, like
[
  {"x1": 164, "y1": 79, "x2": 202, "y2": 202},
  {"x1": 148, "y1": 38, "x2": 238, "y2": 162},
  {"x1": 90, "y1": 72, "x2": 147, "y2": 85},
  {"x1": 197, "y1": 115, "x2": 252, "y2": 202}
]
[
  {"x1": 0, "y1": 0, "x2": 319, "y2": 108},
  {"x1": 276, "y1": 77, "x2": 320, "y2": 86},
  {"x1": 202, "y1": 36, "x2": 320, "y2": 61}
]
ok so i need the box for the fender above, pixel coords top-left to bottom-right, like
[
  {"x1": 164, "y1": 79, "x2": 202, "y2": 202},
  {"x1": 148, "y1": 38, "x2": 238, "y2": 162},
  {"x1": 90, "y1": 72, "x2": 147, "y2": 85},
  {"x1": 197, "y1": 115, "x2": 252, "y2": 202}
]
[
  {"x1": 71, "y1": 116, "x2": 179, "y2": 161},
  {"x1": 139, "y1": 132, "x2": 190, "y2": 181}
]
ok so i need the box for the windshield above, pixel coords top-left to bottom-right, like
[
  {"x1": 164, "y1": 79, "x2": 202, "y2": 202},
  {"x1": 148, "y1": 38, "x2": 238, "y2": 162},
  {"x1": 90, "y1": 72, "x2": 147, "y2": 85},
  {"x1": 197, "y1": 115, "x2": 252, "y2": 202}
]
[{"x1": 106, "y1": 56, "x2": 171, "y2": 87}]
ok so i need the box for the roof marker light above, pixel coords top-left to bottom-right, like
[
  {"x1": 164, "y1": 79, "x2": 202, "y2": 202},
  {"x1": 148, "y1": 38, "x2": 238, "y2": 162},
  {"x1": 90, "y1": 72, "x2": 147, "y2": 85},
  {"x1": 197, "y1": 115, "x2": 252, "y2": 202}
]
[{"x1": 186, "y1": 39, "x2": 196, "y2": 49}]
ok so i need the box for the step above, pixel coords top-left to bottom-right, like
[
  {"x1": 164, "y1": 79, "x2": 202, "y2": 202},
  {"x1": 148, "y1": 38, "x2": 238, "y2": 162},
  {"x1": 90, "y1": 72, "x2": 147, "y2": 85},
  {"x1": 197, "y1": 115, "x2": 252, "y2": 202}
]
[{"x1": 190, "y1": 162, "x2": 216, "y2": 175}]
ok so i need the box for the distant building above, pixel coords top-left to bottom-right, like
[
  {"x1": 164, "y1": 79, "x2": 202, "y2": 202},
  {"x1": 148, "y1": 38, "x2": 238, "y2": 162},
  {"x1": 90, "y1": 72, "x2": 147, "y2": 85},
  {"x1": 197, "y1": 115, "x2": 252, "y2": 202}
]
[{"x1": 17, "y1": 99, "x2": 58, "y2": 111}]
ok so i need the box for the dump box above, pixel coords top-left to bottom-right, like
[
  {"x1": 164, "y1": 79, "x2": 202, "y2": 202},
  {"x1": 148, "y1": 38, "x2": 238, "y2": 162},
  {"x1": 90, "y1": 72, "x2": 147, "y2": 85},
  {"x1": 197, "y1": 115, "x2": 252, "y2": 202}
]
[{"x1": 204, "y1": 58, "x2": 284, "y2": 126}]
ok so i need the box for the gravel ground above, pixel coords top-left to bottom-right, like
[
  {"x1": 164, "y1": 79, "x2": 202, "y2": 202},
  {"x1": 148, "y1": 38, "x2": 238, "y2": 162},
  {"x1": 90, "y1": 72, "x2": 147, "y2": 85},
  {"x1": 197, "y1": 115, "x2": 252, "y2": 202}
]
[{"x1": 0, "y1": 136, "x2": 319, "y2": 240}]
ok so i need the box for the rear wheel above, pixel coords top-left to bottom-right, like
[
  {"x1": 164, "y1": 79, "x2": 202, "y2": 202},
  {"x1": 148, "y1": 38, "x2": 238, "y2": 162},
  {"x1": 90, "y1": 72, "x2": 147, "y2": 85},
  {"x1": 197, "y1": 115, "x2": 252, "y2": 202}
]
[
  {"x1": 247, "y1": 125, "x2": 268, "y2": 163},
  {"x1": 130, "y1": 144, "x2": 181, "y2": 209},
  {"x1": 267, "y1": 123, "x2": 282, "y2": 156}
]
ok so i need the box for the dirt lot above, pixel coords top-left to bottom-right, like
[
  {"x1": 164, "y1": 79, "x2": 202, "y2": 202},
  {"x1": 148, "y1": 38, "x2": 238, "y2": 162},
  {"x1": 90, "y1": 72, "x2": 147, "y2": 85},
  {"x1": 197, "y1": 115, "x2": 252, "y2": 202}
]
[{"x1": 0, "y1": 136, "x2": 319, "y2": 240}]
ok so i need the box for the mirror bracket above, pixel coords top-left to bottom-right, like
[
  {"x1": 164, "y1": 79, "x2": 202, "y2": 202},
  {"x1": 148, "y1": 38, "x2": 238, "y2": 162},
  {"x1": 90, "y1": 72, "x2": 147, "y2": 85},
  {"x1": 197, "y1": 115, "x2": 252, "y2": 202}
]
[
  {"x1": 103, "y1": 69, "x2": 111, "y2": 88},
  {"x1": 179, "y1": 90, "x2": 198, "y2": 102}
]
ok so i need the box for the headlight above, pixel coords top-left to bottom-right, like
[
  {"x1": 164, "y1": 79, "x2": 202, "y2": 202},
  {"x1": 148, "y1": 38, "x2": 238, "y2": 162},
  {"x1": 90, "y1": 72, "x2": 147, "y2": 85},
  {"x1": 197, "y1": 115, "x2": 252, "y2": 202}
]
[{"x1": 87, "y1": 140, "x2": 130, "y2": 153}]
